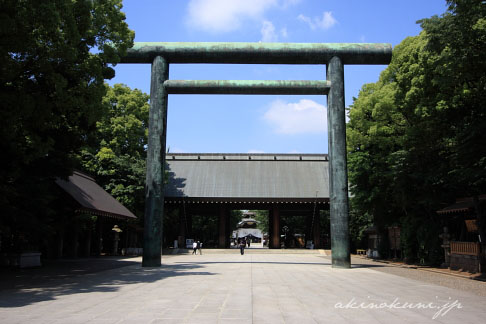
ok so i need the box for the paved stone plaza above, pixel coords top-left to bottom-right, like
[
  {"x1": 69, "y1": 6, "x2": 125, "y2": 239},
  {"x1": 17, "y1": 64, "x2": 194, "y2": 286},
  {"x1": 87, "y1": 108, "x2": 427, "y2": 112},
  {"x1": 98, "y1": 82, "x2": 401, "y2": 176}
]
[{"x1": 1, "y1": 253, "x2": 485, "y2": 323}]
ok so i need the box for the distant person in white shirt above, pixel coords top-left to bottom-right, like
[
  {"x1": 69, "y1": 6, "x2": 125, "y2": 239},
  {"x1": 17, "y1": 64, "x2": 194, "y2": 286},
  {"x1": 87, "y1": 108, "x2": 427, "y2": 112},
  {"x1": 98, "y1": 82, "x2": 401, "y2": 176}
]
[
  {"x1": 197, "y1": 241, "x2": 202, "y2": 255},
  {"x1": 192, "y1": 241, "x2": 197, "y2": 255}
]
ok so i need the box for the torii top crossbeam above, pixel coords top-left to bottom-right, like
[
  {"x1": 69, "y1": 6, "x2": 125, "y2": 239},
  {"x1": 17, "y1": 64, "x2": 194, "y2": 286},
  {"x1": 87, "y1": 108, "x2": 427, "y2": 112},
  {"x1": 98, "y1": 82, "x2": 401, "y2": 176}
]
[{"x1": 121, "y1": 42, "x2": 392, "y2": 65}]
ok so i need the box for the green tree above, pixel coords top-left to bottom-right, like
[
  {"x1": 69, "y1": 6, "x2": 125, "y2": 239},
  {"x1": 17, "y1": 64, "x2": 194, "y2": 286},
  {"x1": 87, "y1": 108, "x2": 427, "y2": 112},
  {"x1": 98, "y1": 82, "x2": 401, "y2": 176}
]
[
  {"x1": 348, "y1": 34, "x2": 449, "y2": 263},
  {"x1": 0, "y1": 0, "x2": 134, "y2": 251},
  {"x1": 250, "y1": 210, "x2": 269, "y2": 233},
  {"x1": 419, "y1": 0, "x2": 486, "y2": 240},
  {"x1": 347, "y1": 0, "x2": 486, "y2": 263},
  {"x1": 230, "y1": 210, "x2": 244, "y2": 232},
  {"x1": 80, "y1": 83, "x2": 149, "y2": 217},
  {"x1": 347, "y1": 78, "x2": 405, "y2": 229}
]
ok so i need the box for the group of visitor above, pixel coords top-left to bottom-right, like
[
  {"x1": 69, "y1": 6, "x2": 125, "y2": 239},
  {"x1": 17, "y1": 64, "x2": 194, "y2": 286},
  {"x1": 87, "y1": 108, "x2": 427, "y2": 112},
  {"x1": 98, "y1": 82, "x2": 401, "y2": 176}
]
[
  {"x1": 191, "y1": 238, "x2": 253, "y2": 255},
  {"x1": 192, "y1": 240, "x2": 202, "y2": 255}
]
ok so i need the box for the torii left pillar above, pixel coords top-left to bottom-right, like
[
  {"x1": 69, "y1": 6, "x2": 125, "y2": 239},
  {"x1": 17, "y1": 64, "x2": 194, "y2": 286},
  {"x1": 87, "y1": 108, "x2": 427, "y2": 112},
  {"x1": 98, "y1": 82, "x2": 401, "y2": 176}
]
[
  {"x1": 142, "y1": 56, "x2": 169, "y2": 267},
  {"x1": 327, "y1": 57, "x2": 350, "y2": 268}
]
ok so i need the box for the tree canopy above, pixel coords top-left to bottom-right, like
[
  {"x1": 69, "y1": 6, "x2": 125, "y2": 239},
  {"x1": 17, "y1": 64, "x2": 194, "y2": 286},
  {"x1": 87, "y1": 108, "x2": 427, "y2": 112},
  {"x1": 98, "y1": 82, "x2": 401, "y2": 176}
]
[
  {"x1": 0, "y1": 0, "x2": 134, "y2": 251},
  {"x1": 80, "y1": 83, "x2": 149, "y2": 218},
  {"x1": 347, "y1": 0, "x2": 486, "y2": 263}
]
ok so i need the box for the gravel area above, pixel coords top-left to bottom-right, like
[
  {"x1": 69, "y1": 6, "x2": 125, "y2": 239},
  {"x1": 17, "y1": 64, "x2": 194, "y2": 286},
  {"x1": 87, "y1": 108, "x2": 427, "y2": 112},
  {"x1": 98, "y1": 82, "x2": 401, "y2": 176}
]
[{"x1": 345, "y1": 255, "x2": 486, "y2": 297}]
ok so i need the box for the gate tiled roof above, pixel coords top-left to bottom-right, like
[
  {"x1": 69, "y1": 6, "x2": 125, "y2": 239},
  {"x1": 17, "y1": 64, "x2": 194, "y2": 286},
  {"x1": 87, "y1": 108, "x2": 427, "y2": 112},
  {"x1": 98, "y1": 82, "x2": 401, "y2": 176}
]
[{"x1": 165, "y1": 153, "x2": 329, "y2": 201}]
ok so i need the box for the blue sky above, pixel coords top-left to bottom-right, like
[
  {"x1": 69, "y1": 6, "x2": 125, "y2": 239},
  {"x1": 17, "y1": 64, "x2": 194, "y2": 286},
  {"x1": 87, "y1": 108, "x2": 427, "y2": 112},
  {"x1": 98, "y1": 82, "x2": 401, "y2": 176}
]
[{"x1": 109, "y1": 0, "x2": 447, "y2": 154}]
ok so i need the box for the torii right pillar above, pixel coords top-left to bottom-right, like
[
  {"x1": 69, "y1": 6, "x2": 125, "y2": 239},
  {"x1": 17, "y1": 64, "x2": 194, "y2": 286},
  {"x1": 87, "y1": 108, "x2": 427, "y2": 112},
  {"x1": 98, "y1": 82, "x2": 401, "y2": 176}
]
[{"x1": 327, "y1": 56, "x2": 351, "y2": 268}]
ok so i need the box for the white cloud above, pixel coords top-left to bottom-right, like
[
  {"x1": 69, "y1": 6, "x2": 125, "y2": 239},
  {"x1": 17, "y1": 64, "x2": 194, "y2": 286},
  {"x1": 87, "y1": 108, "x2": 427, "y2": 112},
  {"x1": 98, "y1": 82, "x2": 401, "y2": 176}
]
[
  {"x1": 281, "y1": 0, "x2": 302, "y2": 8},
  {"x1": 186, "y1": 0, "x2": 278, "y2": 33},
  {"x1": 297, "y1": 14, "x2": 313, "y2": 28},
  {"x1": 318, "y1": 11, "x2": 337, "y2": 29},
  {"x1": 263, "y1": 99, "x2": 327, "y2": 134},
  {"x1": 260, "y1": 21, "x2": 288, "y2": 42},
  {"x1": 298, "y1": 11, "x2": 337, "y2": 30},
  {"x1": 169, "y1": 147, "x2": 187, "y2": 153},
  {"x1": 261, "y1": 21, "x2": 278, "y2": 42}
]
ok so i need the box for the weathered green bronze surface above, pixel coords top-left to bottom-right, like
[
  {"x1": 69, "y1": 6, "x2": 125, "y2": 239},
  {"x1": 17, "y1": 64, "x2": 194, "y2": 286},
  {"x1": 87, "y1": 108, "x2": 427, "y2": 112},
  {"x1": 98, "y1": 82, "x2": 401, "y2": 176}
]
[
  {"x1": 142, "y1": 56, "x2": 168, "y2": 267},
  {"x1": 163, "y1": 80, "x2": 331, "y2": 95},
  {"x1": 122, "y1": 42, "x2": 392, "y2": 65},
  {"x1": 128, "y1": 42, "x2": 392, "y2": 267},
  {"x1": 327, "y1": 56, "x2": 351, "y2": 268}
]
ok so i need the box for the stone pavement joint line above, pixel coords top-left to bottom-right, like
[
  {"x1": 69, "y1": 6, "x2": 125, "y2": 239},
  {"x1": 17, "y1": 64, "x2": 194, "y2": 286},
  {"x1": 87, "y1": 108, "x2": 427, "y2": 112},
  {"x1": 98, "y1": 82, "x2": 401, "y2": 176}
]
[{"x1": 0, "y1": 254, "x2": 485, "y2": 324}]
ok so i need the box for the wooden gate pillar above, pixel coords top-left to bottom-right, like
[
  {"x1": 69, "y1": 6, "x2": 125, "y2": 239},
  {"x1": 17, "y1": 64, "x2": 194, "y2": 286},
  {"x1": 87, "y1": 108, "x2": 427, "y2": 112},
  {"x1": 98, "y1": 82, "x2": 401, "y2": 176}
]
[
  {"x1": 178, "y1": 206, "x2": 186, "y2": 249},
  {"x1": 313, "y1": 209, "x2": 321, "y2": 248},
  {"x1": 270, "y1": 206, "x2": 281, "y2": 249},
  {"x1": 218, "y1": 206, "x2": 227, "y2": 248}
]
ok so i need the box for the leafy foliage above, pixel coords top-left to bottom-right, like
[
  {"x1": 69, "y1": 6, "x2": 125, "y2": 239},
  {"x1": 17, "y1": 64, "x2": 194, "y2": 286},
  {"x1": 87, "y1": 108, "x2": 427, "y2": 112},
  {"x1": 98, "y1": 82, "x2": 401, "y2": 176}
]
[
  {"x1": 80, "y1": 84, "x2": 149, "y2": 217},
  {"x1": 0, "y1": 0, "x2": 134, "y2": 251},
  {"x1": 419, "y1": 0, "x2": 486, "y2": 197},
  {"x1": 347, "y1": 0, "x2": 486, "y2": 263},
  {"x1": 249, "y1": 210, "x2": 269, "y2": 233}
]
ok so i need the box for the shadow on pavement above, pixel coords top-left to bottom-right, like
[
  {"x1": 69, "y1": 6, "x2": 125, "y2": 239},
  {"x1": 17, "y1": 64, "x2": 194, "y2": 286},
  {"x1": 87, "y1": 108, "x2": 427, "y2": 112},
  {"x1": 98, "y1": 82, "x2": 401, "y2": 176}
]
[
  {"x1": 0, "y1": 257, "x2": 214, "y2": 308},
  {"x1": 173, "y1": 260, "x2": 386, "y2": 268},
  {"x1": 472, "y1": 273, "x2": 486, "y2": 282}
]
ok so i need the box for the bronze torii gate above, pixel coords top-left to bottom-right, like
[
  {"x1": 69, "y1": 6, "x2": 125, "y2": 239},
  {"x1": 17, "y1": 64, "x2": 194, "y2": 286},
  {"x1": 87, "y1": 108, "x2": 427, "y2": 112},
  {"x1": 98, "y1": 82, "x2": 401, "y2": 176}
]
[{"x1": 121, "y1": 42, "x2": 392, "y2": 268}]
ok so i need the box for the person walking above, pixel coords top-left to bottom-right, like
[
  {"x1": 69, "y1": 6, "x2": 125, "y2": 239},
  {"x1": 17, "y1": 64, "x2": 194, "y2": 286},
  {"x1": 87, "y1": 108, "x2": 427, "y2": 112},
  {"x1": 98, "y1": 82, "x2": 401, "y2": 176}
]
[
  {"x1": 247, "y1": 238, "x2": 251, "y2": 248},
  {"x1": 192, "y1": 240, "x2": 197, "y2": 255},
  {"x1": 239, "y1": 238, "x2": 246, "y2": 255},
  {"x1": 197, "y1": 241, "x2": 202, "y2": 255}
]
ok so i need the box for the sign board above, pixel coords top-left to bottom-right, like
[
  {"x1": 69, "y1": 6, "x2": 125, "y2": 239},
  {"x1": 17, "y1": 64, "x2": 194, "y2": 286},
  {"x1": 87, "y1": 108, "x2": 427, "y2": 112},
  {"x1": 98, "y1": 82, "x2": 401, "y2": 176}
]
[{"x1": 186, "y1": 239, "x2": 194, "y2": 249}]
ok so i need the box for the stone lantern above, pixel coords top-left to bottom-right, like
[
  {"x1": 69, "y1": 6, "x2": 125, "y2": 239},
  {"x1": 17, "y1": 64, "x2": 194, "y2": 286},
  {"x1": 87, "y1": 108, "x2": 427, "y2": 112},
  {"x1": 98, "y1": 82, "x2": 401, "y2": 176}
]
[
  {"x1": 112, "y1": 225, "x2": 123, "y2": 255},
  {"x1": 439, "y1": 226, "x2": 451, "y2": 268}
]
